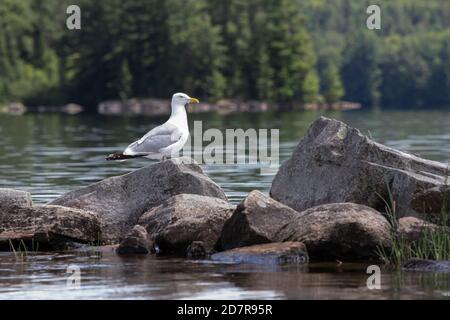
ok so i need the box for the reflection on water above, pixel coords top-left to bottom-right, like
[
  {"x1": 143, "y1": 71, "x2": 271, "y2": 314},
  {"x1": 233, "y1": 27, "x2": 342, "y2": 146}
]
[
  {"x1": 1, "y1": 110, "x2": 450, "y2": 299},
  {"x1": 0, "y1": 250, "x2": 449, "y2": 300}
]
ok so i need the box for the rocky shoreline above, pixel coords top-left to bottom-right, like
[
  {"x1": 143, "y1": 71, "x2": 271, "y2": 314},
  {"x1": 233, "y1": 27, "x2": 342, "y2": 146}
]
[
  {"x1": 98, "y1": 99, "x2": 361, "y2": 116},
  {"x1": 0, "y1": 99, "x2": 361, "y2": 116},
  {"x1": 0, "y1": 117, "x2": 449, "y2": 270}
]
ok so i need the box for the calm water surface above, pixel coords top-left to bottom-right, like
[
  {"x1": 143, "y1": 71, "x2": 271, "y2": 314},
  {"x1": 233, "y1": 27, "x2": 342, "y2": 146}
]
[{"x1": 0, "y1": 110, "x2": 450, "y2": 299}]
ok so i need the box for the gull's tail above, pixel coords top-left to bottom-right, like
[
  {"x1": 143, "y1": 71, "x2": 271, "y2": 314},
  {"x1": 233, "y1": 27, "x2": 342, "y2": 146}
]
[{"x1": 106, "y1": 152, "x2": 143, "y2": 161}]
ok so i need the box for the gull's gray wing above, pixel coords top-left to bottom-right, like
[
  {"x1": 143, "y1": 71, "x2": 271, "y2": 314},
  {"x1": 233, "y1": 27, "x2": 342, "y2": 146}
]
[{"x1": 124, "y1": 122, "x2": 183, "y2": 155}]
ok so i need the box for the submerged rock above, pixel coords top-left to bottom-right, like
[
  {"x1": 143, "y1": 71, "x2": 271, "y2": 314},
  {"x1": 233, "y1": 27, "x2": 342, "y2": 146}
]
[
  {"x1": 116, "y1": 225, "x2": 153, "y2": 255},
  {"x1": 220, "y1": 190, "x2": 299, "y2": 250},
  {"x1": 49, "y1": 158, "x2": 227, "y2": 243},
  {"x1": 276, "y1": 203, "x2": 391, "y2": 261},
  {"x1": 211, "y1": 242, "x2": 308, "y2": 265},
  {"x1": 270, "y1": 117, "x2": 450, "y2": 225},
  {"x1": 0, "y1": 205, "x2": 101, "y2": 251},
  {"x1": 402, "y1": 259, "x2": 450, "y2": 273},
  {"x1": 138, "y1": 194, "x2": 235, "y2": 255},
  {"x1": 0, "y1": 188, "x2": 33, "y2": 209}
]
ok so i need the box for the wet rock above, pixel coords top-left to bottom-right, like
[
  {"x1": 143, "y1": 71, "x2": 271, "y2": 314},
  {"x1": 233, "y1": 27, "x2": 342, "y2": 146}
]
[
  {"x1": 211, "y1": 242, "x2": 308, "y2": 265},
  {"x1": 98, "y1": 99, "x2": 170, "y2": 116},
  {"x1": 303, "y1": 101, "x2": 361, "y2": 111},
  {"x1": 0, "y1": 205, "x2": 101, "y2": 251},
  {"x1": 0, "y1": 102, "x2": 26, "y2": 115},
  {"x1": 62, "y1": 103, "x2": 84, "y2": 115},
  {"x1": 97, "y1": 98, "x2": 274, "y2": 116},
  {"x1": 398, "y1": 216, "x2": 449, "y2": 244},
  {"x1": 220, "y1": 190, "x2": 299, "y2": 250},
  {"x1": 402, "y1": 259, "x2": 450, "y2": 273},
  {"x1": 186, "y1": 241, "x2": 208, "y2": 259},
  {"x1": 138, "y1": 194, "x2": 235, "y2": 255},
  {"x1": 30, "y1": 104, "x2": 84, "y2": 114},
  {"x1": 276, "y1": 203, "x2": 392, "y2": 261},
  {"x1": 0, "y1": 189, "x2": 33, "y2": 209},
  {"x1": 270, "y1": 117, "x2": 450, "y2": 225},
  {"x1": 116, "y1": 225, "x2": 153, "y2": 255},
  {"x1": 209, "y1": 99, "x2": 271, "y2": 114},
  {"x1": 49, "y1": 158, "x2": 227, "y2": 243}
]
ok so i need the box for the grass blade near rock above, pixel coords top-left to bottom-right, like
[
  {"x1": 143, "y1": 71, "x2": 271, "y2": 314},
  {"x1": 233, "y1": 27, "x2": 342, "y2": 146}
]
[{"x1": 376, "y1": 183, "x2": 450, "y2": 267}]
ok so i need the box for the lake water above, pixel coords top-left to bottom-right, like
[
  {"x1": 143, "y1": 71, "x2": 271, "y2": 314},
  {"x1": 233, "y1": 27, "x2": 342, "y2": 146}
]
[{"x1": 1, "y1": 110, "x2": 450, "y2": 299}]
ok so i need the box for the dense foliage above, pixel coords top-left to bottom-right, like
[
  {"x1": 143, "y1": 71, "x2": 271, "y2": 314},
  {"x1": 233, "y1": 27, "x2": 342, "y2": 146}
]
[{"x1": 0, "y1": 0, "x2": 449, "y2": 108}]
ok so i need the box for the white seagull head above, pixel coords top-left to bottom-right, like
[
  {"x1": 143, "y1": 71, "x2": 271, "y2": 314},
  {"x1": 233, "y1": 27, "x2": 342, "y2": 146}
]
[{"x1": 172, "y1": 92, "x2": 200, "y2": 107}]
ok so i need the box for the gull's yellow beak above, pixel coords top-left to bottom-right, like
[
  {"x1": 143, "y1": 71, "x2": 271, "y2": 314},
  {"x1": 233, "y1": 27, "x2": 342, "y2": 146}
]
[{"x1": 189, "y1": 97, "x2": 200, "y2": 104}]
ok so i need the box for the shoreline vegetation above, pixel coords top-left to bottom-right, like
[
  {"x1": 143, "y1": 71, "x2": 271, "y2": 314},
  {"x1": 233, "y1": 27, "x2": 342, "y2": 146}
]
[
  {"x1": 1, "y1": 1, "x2": 449, "y2": 110},
  {"x1": 1, "y1": 117, "x2": 449, "y2": 271}
]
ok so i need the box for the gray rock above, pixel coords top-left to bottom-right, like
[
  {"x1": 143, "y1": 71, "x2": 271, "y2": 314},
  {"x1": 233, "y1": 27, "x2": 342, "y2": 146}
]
[
  {"x1": 138, "y1": 194, "x2": 235, "y2": 255},
  {"x1": 398, "y1": 216, "x2": 449, "y2": 244},
  {"x1": 276, "y1": 203, "x2": 392, "y2": 261},
  {"x1": 0, "y1": 189, "x2": 33, "y2": 209},
  {"x1": 270, "y1": 117, "x2": 450, "y2": 225},
  {"x1": 49, "y1": 157, "x2": 227, "y2": 243},
  {"x1": 220, "y1": 190, "x2": 299, "y2": 250},
  {"x1": 0, "y1": 205, "x2": 101, "y2": 251},
  {"x1": 116, "y1": 225, "x2": 153, "y2": 255},
  {"x1": 402, "y1": 259, "x2": 450, "y2": 273},
  {"x1": 211, "y1": 242, "x2": 308, "y2": 265}
]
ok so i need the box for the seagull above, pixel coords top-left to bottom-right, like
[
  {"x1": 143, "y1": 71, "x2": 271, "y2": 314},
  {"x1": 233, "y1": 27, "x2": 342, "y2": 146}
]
[{"x1": 106, "y1": 93, "x2": 199, "y2": 161}]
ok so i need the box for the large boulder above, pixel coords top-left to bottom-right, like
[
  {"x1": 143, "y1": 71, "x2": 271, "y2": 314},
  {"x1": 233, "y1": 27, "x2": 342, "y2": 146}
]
[
  {"x1": 211, "y1": 242, "x2": 308, "y2": 265},
  {"x1": 0, "y1": 205, "x2": 101, "y2": 251},
  {"x1": 49, "y1": 158, "x2": 227, "y2": 243},
  {"x1": 0, "y1": 188, "x2": 33, "y2": 209},
  {"x1": 220, "y1": 190, "x2": 299, "y2": 250},
  {"x1": 276, "y1": 203, "x2": 392, "y2": 261},
  {"x1": 270, "y1": 117, "x2": 450, "y2": 225},
  {"x1": 138, "y1": 194, "x2": 235, "y2": 255}
]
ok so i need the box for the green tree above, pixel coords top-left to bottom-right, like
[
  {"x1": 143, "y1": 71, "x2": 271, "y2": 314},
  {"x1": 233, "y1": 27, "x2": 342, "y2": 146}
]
[
  {"x1": 2, "y1": 0, "x2": 450, "y2": 109},
  {"x1": 117, "y1": 59, "x2": 133, "y2": 101},
  {"x1": 422, "y1": 35, "x2": 450, "y2": 108},
  {"x1": 341, "y1": 32, "x2": 381, "y2": 107},
  {"x1": 380, "y1": 34, "x2": 432, "y2": 108},
  {"x1": 262, "y1": 0, "x2": 318, "y2": 103},
  {"x1": 208, "y1": 0, "x2": 253, "y2": 99},
  {"x1": 322, "y1": 63, "x2": 344, "y2": 104},
  {"x1": 166, "y1": 0, "x2": 226, "y2": 100}
]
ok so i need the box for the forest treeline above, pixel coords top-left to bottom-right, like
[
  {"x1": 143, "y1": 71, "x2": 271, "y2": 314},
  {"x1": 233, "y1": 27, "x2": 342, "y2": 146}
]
[{"x1": 0, "y1": 0, "x2": 449, "y2": 109}]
